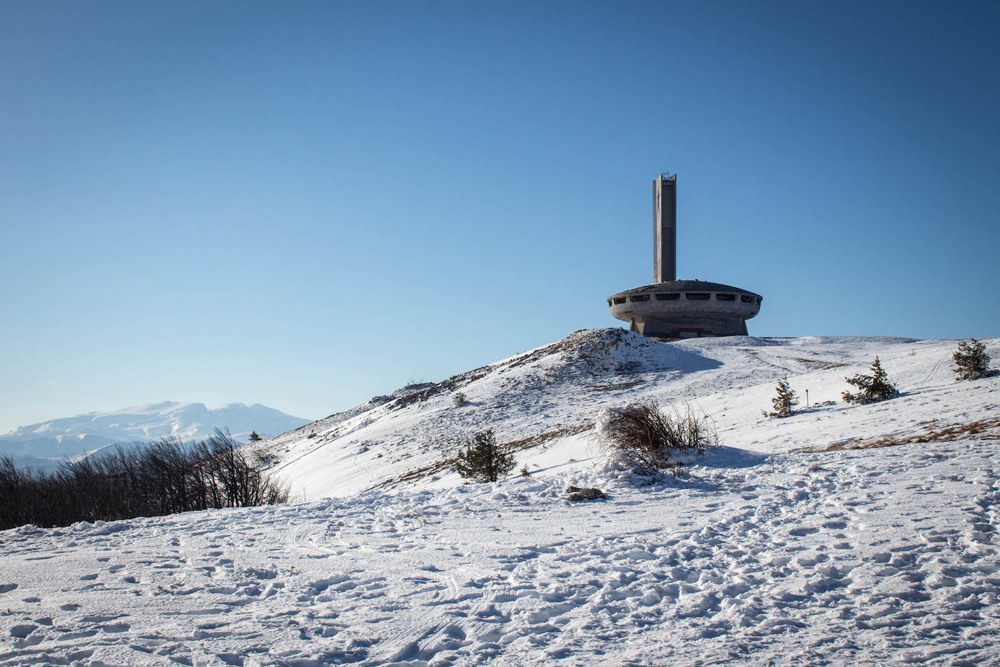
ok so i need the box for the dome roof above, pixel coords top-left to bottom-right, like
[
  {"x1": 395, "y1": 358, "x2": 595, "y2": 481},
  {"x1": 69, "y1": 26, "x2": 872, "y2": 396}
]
[{"x1": 609, "y1": 280, "x2": 762, "y2": 300}]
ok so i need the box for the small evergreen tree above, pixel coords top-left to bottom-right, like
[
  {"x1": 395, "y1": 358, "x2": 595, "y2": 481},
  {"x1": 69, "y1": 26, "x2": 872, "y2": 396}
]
[
  {"x1": 953, "y1": 339, "x2": 990, "y2": 381},
  {"x1": 842, "y1": 356, "x2": 899, "y2": 405},
  {"x1": 455, "y1": 430, "x2": 516, "y2": 483},
  {"x1": 249, "y1": 431, "x2": 262, "y2": 443},
  {"x1": 764, "y1": 376, "x2": 798, "y2": 418}
]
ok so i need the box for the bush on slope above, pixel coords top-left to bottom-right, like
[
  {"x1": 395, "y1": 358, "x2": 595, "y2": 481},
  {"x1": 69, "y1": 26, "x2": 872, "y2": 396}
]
[
  {"x1": 764, "y1": 376, "x2": 799, "y2": 418},
  {"x1": 842, "y1": 357, "x2": 899, "y2": 405},
  {"x1": 953, "y1": 339, "x2": 991, "y2": 381},
  {"x1": 598, "y1": 400, "x2": 719, "y2": 476},
  {"x1": 455, "y1": 430, "x2": 517, "y2": 483}
]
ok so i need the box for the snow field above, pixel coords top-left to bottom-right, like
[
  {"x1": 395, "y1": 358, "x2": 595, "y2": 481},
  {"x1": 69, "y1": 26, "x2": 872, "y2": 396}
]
[{"x1": 2, "y1": 436, "x2": 999, "y2": 666}]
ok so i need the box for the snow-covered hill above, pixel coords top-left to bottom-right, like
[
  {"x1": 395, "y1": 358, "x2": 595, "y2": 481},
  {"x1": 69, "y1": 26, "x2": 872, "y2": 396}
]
[
  {"x1": 261, "y1": 329, "x2": 999, "y2": 500},
  {"x1": 3, "y1": 330, "x2": 999, "y2": 666},
  {"x1": 0, "y1": 402, "x2": 310, "y2": 469}
]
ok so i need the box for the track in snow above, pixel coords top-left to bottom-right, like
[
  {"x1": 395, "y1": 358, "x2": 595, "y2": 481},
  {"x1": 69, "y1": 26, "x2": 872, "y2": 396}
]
[{"x1": 3, "y1": 437, "x2": 999, "y2": 666}]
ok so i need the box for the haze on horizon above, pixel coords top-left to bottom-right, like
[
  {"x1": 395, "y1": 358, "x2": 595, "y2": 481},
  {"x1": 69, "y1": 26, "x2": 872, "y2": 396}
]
[{"x1": 2, "y1": 0, "x2": 998, "y2": 434}]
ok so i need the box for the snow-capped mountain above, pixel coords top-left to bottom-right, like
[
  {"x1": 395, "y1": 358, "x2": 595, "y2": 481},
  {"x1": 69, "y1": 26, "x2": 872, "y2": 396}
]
[{"x1": 0, "y1": 401, "x2": 310, "y2": 468}]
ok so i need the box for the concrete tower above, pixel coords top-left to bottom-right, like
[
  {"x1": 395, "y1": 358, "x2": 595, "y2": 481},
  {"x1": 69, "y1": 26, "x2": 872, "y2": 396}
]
[
  {"x1": 653, "y1": 174, "x2": 676, "y2": 283},
  {"x1": 607, "y1": 174, "x2": 763, "y2": 339}
]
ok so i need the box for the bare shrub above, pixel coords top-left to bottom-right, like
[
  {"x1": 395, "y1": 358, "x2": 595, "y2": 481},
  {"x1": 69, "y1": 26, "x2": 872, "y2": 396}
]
[
  {"x1": 0, "y1": 430, "x2": 288, "y2": 530},
  {"x1": 249, "y1": 444, "x2": 279, "y2": 467},
  {"x1": 0, "y1": 455, "x2": 26, "y2": 529},
  {"x1": 453, "y1": 392, "x2": 468, "y2": 407},
  {"x1": 598, "y1": 400, "x2": 719, "y2": 475}
]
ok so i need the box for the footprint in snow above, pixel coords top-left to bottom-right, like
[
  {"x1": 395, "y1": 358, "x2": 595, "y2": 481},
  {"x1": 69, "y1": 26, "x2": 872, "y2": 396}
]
[{"x1": 102, "y1": 622, "x2": 130, "y2": 633}]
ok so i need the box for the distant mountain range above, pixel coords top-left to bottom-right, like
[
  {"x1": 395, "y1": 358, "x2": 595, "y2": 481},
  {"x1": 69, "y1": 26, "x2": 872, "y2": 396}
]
[{"x1": 0, "y1": 402, "x2": 310, "y2": 469}]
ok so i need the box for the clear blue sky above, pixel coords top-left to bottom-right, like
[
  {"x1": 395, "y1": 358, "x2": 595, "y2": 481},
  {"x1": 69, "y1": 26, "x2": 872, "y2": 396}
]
[{"x1": 2, "y1": 1, "x2": 998, "y2": 432}]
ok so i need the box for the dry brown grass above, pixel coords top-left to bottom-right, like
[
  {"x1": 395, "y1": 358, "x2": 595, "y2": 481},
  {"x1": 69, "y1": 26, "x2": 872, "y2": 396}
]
[
  {"x1": 776, "y1": 356, "x2": 849, "y2": 370},
  {"x1": 584, "y1": 379, "x2": 646, "y2": 394},
  {"x1": 739, "y1": 348, "x2": 848, "y2": 372},
  {"x1": 801, "y1": 417, "x2": 1000, "y2": 453}
]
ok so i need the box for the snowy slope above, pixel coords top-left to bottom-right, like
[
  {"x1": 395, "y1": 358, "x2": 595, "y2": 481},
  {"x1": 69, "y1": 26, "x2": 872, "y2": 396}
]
[
  {"x1": 262, "y1": 329, "x2": 999, "y2": 500},
  {"x1": 2, "y1": 330, "x2": 1000, "y2": 666},
  {"x1": 0, "y1": 402, "x2": 310, "y2": 468}
]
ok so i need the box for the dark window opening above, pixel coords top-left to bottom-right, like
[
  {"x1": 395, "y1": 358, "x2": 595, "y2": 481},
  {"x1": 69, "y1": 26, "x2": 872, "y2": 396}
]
[
  {"x1": 607, "y1": 300, "x2": 613, "y2": 307},
  {"x1": 716, "y1": 293, "x2": 736, "y2": 301},
  {"x1": 740, "y1": 295, "x2": 754, "y2": 303},
  {"x1": 613, "y1": 297, "x2": 627, "y2": 304},
  {"x1": 629, "y1": 295, "x2": 650, "y2": 302},
  {"x1": 686, "y1": 293, "x2": 710, "y2": 300},
  {"x1": 655, "y1": 293, "x2": 680, "y2": 301}
]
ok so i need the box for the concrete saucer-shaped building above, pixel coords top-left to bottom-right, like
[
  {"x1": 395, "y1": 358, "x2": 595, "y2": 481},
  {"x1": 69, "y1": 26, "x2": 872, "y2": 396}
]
[{"x1": 607, "y1": 174, "x2": 762, "y2": 339}]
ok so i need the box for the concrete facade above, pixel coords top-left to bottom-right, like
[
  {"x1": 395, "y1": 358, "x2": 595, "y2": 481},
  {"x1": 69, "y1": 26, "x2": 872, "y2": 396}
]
[
  {"x1": 607, "y1": 174, "x2": 763, "y2": 339},
  {"x1": 653, "y1": 174, "x2": 676, "y2": 283},
  {"x1": 607, "y1": 280, "x2": 761, "y2": 338}
]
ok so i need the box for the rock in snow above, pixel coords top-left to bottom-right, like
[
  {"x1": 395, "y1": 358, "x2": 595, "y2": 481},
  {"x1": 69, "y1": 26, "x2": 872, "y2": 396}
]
[
  {"x1": 2, "y1": 329, "x2": 999, "y2": 666},
  {"x1": 566, "y1": 485, "x2": 606, "y2": 501}
]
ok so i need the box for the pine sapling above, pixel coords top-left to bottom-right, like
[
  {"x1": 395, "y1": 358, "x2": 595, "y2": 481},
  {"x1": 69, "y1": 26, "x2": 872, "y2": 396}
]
[
  {"x1": 764, "y1": 376, "x2": 799, "y2": 418},
  {"x1": 953, "y1": 339, "x2": 990, "y2": 381},
  {"x1": 455, "y1": 430, "x2": 516, "y2": 483},
  {"x1": 842, "y1": 356, "x2": 899, "y2": 405}
]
